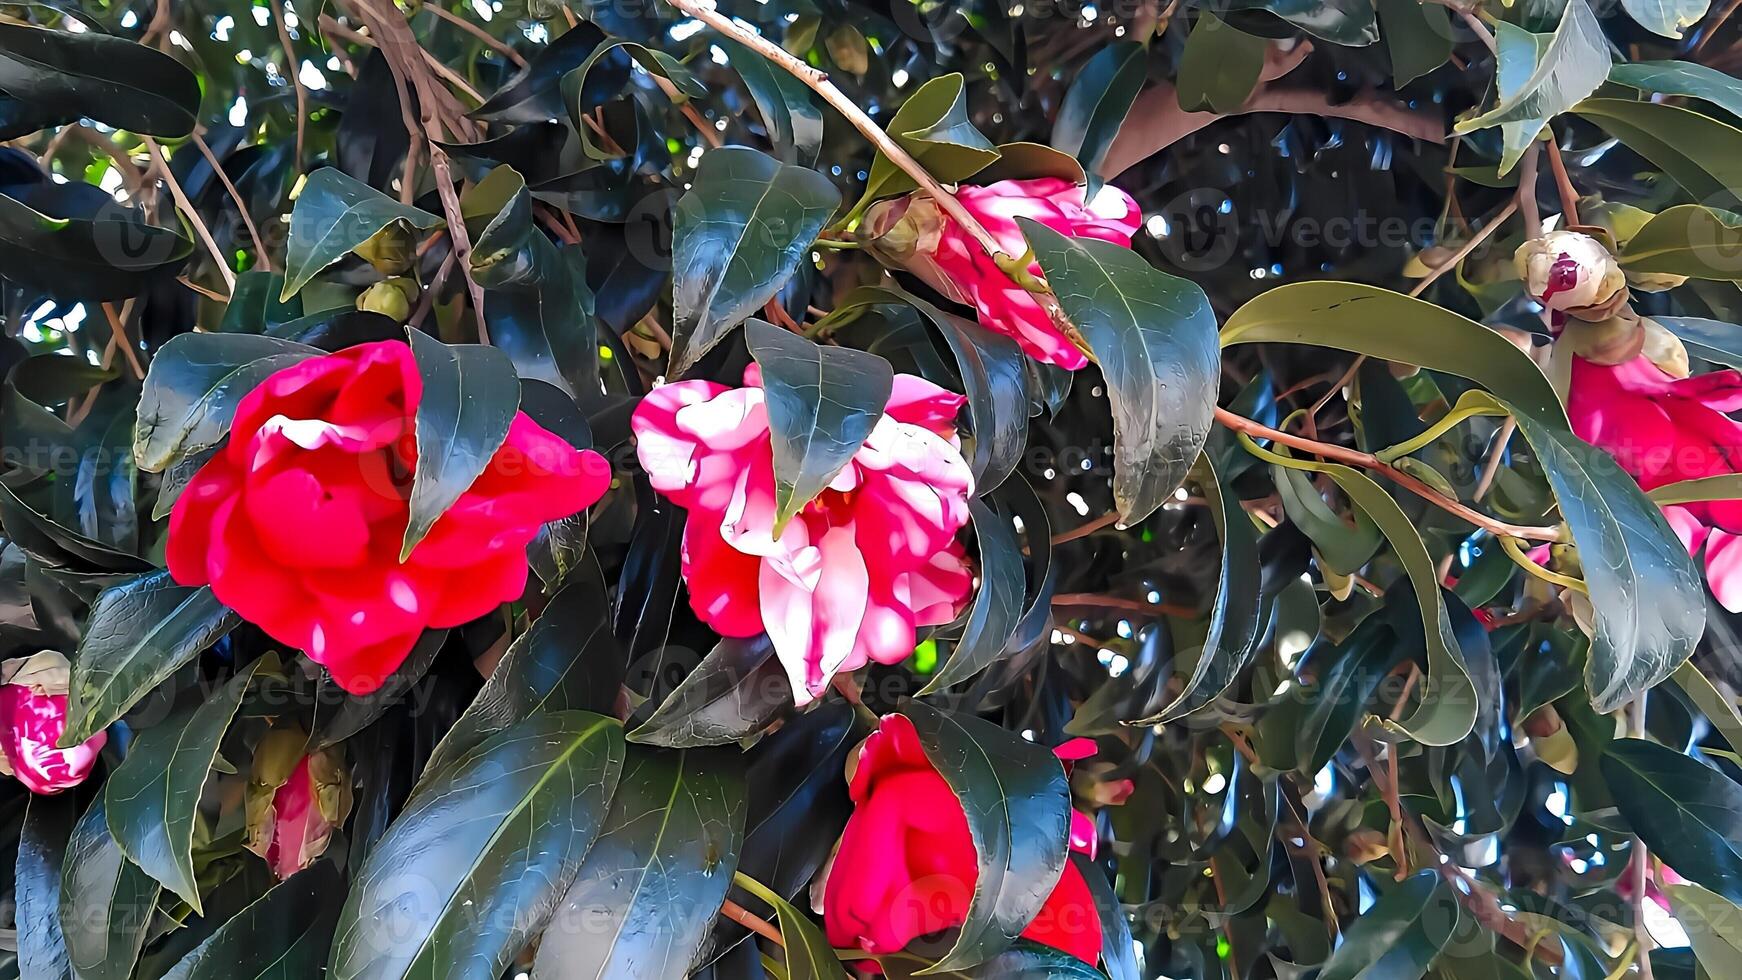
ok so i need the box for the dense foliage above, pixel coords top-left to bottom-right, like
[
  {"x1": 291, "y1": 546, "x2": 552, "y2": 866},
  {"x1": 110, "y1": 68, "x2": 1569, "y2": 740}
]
[{"x1": 3, "y1": 0, "x2": 1742, "y2": 977}]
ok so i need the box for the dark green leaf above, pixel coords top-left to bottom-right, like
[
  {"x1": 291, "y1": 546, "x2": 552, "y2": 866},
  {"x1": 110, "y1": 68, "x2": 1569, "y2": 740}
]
[
  {"x1": 1618, "y1": 205, "x2": 1742, "y2": 279},
  {"x1": 105, "y1": 658, "x2": 261, "y2": 911},
  {"x1": 857, "y1": 73, "x2": 1000, "y2": 206},
  {"x1": 0, "y1": 480, "x2": 145, "y2": 571},
  {"x1": 421, "y1": 570, "x2": 623, "y2": 780},
  {"x1": 741, "y1": 878, "x2": 845, "y2": 980},
  {"x1": 0, "y1": 187, "x2": 193, "y2": 301},
  {"x1": 900, "y1": 701, "x2": 1071, "y2": 971},
  {"x1": 314, "y1": 629, "x2": 447, "y2": 749},
  {"x1": 1601, "y1": 738, "x2": 1742, "y2": 904},
  {"x1": 280, "y1": 168, "x2": 442, "y2": 300},
  {"x1": 402, "y1": 329, "x2": 521, "y2": 559},
  {"x1": 1665, "y1": 880, "x2": 1742, "y2": 977},
  {"x1": 1378, "y1": 0, "x2": 1453, "y2": 86},
  {"x1": 133, "y1": 332, "x2": 322, "y2": 472},
  {"x1": 669, "y1": 148, "x2": 839, "y2": 376},
  {"x1": 1610, "y1": 60, "x2": 1742, "y2": 117},
  {"x1": 920, "y1": 499, "x2": 1025, "y2": 694},
  {"x1": 1022, "y1": 218, "x2": 1220, "y2": 525},
  {"x1": 60, "y1": 798, "x2": 161, "y2": 980},
  {"x1": 159, "y1": 862, "x2": 344, "y2": 980},
  {"x1": 877, "y1": 941, "x2": 1106, "y2": 979},
  {"x1": 533, "y1": 746, "x2": 747, "y2": 978},
  {"x1": 628, "y1": 635, "x2": 788, "y2": 748},
  {"x1": 1177, "y1": 18, "x2": 1266, "y2": 115},
  {"x1": 473, "y1": 183, "x2": 600, "y2": 402},
  {"x1": 11, "y1": 353, "x2": 115, "y2": 406},
  {"x1": 1459, "y1": 0, "x2": 1608, "y2": 174},
  {"x1": 1052, "y1": 42, "x2": 1147, "y2": 191},
  {"x1": 0, "y1": 22, "x2": 200, "y2": 137},
  {"x1": 219, "y1": 270, "x2": 303, "y2": 334},
  {"x1": 62, "y1": 569, "x2": 240, "y2": 746},
  {"x1": 1075, "y1": 853, "x2": 1137, "y2": 980},
  {"x1": 1134, "y1": 455, "x2": 1263, "y2": 724},
  {"x1": 476, "y1": 21, "x2": 621, "y2": 125},
  {"x1": 1223, "y1": 283, "x2": 1705, "y2": 713},
  {"x1": 746, "y1": 318, "x2": 893, "y2": 529},
  {"x1": 1222, "y1": 0, "x2": 1380, "y2": 45},
  {"x1": 1575, "y1": 98, "x2": 1742, "y2": 206},
  {"x1": 1657, "y1": 317, "x2": 1742, "y2": 370},
  {"x1": 720, "y1": 36, "x2": 824, "y2": 168},
  {"x1": 328, "y1": 711, "x2": 625, "y2": 980},
  {"x1": 1318, "y1": 872, "x2": 1458, "y2": 980},
  {"x1": 18, "y1": 794, "x2": 75, "y2": 980}
]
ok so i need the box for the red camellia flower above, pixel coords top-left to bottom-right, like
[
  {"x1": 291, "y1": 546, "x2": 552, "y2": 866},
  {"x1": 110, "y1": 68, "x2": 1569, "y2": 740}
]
[
  {"x1": 822, "y1": 714, "x2": 1102, "y2": 964},
  {"x1": 863, "y1": 177, "x2": 1142, "y2": 370},
  {"x1": 1568, "y1": 346, "x2": 1742, "y2": 610},
  {"x1": 167, "y1": 340, "x2": 610, "y2": 693},
  {"x1": 632, "y1": 367, "x2": 974, "y2": 704},
  {"x1": 0, "y1": 652, "x2": 106, "y2": 794}
]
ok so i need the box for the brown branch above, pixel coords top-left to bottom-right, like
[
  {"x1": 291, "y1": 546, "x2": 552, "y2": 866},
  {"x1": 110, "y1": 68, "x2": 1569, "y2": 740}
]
[
  {"x1": 272, "y1": 0, "x2": 309, "y2": 168},
  {"x1": 143, "y1": 137, "x2": 237, "y2": 295},
  {"x1": 193, "y1": 131, "x2": 271, "y2": 271},
  {"x1": 99, "y1": 304, "x2": 146, "y2": 381},
  {"x1": 1052, "y1": 593, "x2": 1199, "y2": 618},
  {"x1": 1215, "y1": 406, "x2": 1564, "y2": 541},
  {"x1": 654, "y1": 73, "x2": 723, "y2": 149},
  {"x1": 1544, "y1": 134, "x2": 1581, "y2": 225},
  {"x1": 424, "y1": 3, "x2": 526, "y2": 66},
  {"x1": 719, "y1": 899, "x2": 785, "y2": 947},
  {"x1": 1409, "y1": 199, "x2": 1520, "y2": 298},
  {"x1": 1051, "y1": 510, "x2": 1122, "y2": 544}
]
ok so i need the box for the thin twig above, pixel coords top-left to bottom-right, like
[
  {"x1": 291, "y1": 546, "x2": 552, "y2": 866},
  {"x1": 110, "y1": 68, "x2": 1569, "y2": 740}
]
[
  {"x1": 654, "y1": 73, "x2": 723, "y2": 148},
  {"x1": 1052, "y1": 593, "x2": 1199, "y2": 618},
  {"x1": 424, "y1": 3, "x2": 526, "y2": 66},
  {"x1": 272, "y1": 0, "x2": 309, "y2": 169},
  {"x1": 1544, "y1": 134, "x2": 1581, "y2": 225},
  {"x1": 1692, "y1": 0, "x2": 1742, "y2": 56},
  {"x1": 1051, "y1": 510, "x2": 1122, "y2": 544},
  {"x1": 1630, "y1": 693, "x2": 1656, "y2": 980},
  {"x1": 1410, "y1": 199, "x2": 1520, "y2": 297},
  {"x1": 193, "y1": 131, "x2": 271, "y2": 271},
  {"x1": 1517, "y1": 141, "x2": 1544, "y2": 237},
  {"x1": 143, "y1": 137, "x2": 237, "y2": 295},
  {"x1": 99, "y1": 304, "x2": 146, "y2": 381},
  {"x1": 1216, "y1": 406, "x2": 1563, "y2": 541},
  {"x1": 719, "y1": 899, "x2": 785, "y2": 947},
  {"x1": 1474, "y1": 418, "x2": 1516, "y2": 501}
]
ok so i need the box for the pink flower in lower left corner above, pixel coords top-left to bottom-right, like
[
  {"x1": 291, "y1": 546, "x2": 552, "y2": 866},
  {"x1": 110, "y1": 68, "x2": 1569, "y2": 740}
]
[
  {"x1": 631, "y1": 368, "x2": 975, "y2": 704},
  {"x1": 0, "y1": 651, "x2": 105, "y2": 794}
]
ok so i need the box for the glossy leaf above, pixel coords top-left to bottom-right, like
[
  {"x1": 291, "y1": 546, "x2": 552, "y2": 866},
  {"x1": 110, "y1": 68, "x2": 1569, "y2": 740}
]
[
  {"x1": 1575, "y1": 98, "x2": 1742, "y2": 206},
  {"x1": 858, "y1": 73, "x2": 1000, "y2": 206},
  {"x1": 668, "y1": 146, "x2": 840, "y2": 376},
  {"x1": 219, "y1": 270, "x2": 303, "y2": 334},
  {"x1": 0, "y1": 22, "x2": 201, "y2": 137},
  {"x1": 878, "y1": 942, "x2": 1107, "y2": 979},
  {"x1": 1177, "y1": 19, "x2": 1265, "y2": 115},
  {"x1": 476, "y1": 20, "x2": 622, "y2": 125},
  {"x1": 746, "y1": 318, "x2": 893, "y2": 530},
  {"x1": 1610, "y1": 60, "x2": 1742, "y2": 117},
  {"x1": 133, "y1": 332, "x2": 322, "y2": 472},
  {"x1": 721, "y1": 36, "x2": 824, "y2": 168},
  {"x1": 1318, "y1": 872, "x2": 1458, "y2": 980},
  {"x1": 59, "y1": 798, "x2": 161, "y2": 980},
  {"x1": 1134, "y1": 455, "x2": 1264, "y2": 724},
  {"x1": 628, "y1": 635, "x2": 788, "y2": 748},
  {"x1": 402, "y1": 329, "x2": 521, "y2": 559},
  {"x1": 1222, "y1": 0, "x2": 1380, "y2": 45},
  {"x1": 1618, "y1": 205, "x2": 1742, "y2": 280},
  {"x1": 18, "y1": 794, "x2": 75, "y2": 980},
  {"x1": 1460, "y1": 0, "x2": 1608, "y2": 174},
  {"x1": 740, "y1": 877, "x2": 846, "y2": 980},
  {"x1": 1052, "y1": 42, "x2": 1147, "y2": 190},
  {"x1": 1657, "y1": 317, "x2": 1742, "y2": 370},
  {"x1": 1601, "y1": 738, "x2": 1742, "y2": 904},
  {"x1": 920, "y1": 499, "x2": 1026, "y2": 694},
  {"x1": 0, "y1": 186, "x2": 193, "y2": 301},
  {"x1": 105, "y1": 658, "x2": 261, "y2": 912},
  {"x1": 279, "y1": 168, "x2": 442, "y2": 301},
  {"x1": 1378, "y1": 0, "x2": 1453, "y2": 86},
  {"x1": 62, "y1": 569, "x2": 240, "y2": 746},
  {"x1": 159, "y1": 857, "x2": 344, "y2": 979},
  {"x1": 1223, "y1": 283, "x2": 1705, "y2": 713},
  {"x1": 1621, "y1": 0, "x2": 1709, "y2": 38},
  {"x1": 1022, "y1": 218, "x2": 1220, "y2": 525},
  {"x1": 421, "y1": 569, "x2": 623, "y2": 781},
  {"x1": 1665, "y1": 880, "x2": 1742, "y2": 977},
  {"x1": 901, "y1": 700, "x2": 1071, "y2": 971},
  {"x1": 532, "y1": 746, "x2": 747, "y2": 978},
  {"x1": 328, "y1": 711, "x2": 626, "y2": 980}
]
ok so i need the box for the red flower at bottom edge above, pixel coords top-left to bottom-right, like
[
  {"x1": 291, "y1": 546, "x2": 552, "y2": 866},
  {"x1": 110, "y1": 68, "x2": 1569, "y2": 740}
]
[{"x1": 822, "y1": 714, "x2": 1101, "y2": 964}]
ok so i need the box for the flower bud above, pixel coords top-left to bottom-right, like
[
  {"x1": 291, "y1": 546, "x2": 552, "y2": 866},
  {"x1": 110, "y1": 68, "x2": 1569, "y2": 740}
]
[
  {"x1": 0, "y1": 651, "x2": 105, "y2": 794},
  {"x1": 1344, "y1": 828, "x2": 1390, "y2": 864},
  {"x1": 1514, "y1": 230, "x2": 1627, "y2": 321},
  {"x1": 245, "y1": 727, "x2": 352, "y2": 880},
  {"x1": 356, "y1": 277, "x2": 417, "y2": 322},
  {"x1": 353, "y1": 221, "x2": 417, "y2": 276},
  {"x1": 1523, "y1": 706, "x2": 1578, "y2": 774},
  {"x1": 1560, "y1": 309, "x2": 1646, "y2": 366}
]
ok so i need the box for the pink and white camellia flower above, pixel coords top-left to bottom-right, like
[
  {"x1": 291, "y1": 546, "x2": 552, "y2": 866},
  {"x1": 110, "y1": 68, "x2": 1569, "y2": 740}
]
[
  {"x1": 863, "y1": 177, "x2": 1142, "y2": 370},
  {"x1": 0, "y1": 651, "x2": 105, "y2": 794},
  {"x1": 1568, "y1": 346, "x2": 1742, "y2": 610},
  {"x1": 631, "y1": 367, "x2": 975, "y2": 704},
  {"x1": 168, "y1": 340, "x2": 611, "y2": 694}
]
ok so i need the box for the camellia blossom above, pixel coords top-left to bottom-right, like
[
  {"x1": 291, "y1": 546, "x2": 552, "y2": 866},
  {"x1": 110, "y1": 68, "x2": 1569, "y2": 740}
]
[
  {"x1": 1567, "y1": 330, "x2": 1742, "y2": 610},
  {"x1": 168, "y1": 340, "x2": 610, "y2": 694},
  {"x1": 0, "y1": 651, "x2": 105, "y2": 794},
  {"x1": 631, "y1": 368, "x2": 974, "y2": 704},
  {"x1": 1514, "y1": 230, "x2": 1627, "y2": 321},
  {"x1": 822, "y1": 714, "x2": 1102, "y2": 963},
  {"x1": 245, "y1": 727, "x2": 352, "y2": 880},
  {"x1": 862, "y1": 177, "x2": 1142, "y2": 370}
]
